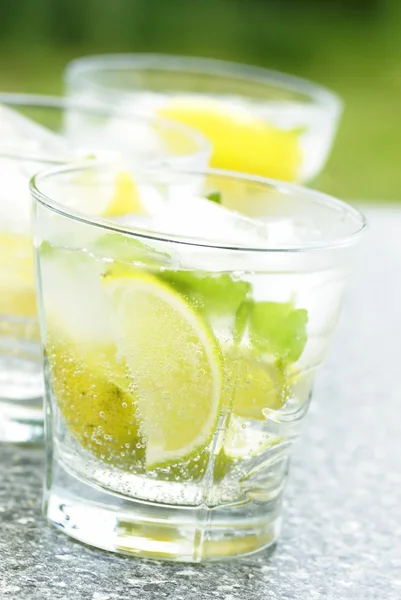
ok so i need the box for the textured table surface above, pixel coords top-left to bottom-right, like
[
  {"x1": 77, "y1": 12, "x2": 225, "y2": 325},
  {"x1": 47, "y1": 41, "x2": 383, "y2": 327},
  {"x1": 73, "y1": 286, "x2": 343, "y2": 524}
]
[{"x1": 1, "y1": 206, "x2": 400, "y2": 600}]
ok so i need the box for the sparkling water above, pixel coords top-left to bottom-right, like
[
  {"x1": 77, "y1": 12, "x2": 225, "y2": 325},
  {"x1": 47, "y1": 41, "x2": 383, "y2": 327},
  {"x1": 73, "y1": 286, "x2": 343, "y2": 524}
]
[{"x1": 36, "y1": 172, "x2": 354, "y2": 560}]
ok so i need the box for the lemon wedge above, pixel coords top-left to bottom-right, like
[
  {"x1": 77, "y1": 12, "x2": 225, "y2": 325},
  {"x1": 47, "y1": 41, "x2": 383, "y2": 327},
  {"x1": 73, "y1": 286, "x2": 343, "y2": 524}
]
[
  {"x1": 102, "y1": 171, "x2": 144, "y2": 217},
  {"x1": 73, "y1": 170, "x2": 144, "y2": 217},
  {"x1": 159, "y1": 97, "x2": 302, "y2": 181}
]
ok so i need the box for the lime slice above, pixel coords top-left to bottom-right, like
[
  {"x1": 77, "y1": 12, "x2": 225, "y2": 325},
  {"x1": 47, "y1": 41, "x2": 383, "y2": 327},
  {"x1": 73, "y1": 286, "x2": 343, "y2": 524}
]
[
  {"x1": 47, "y1": 334, "x2": 145, "y2": 468},
  {"x1": 159, "y1": 97, "x2": 302, "y2": 182},
  {"x1": 0, "y1": 233, "x2": 36, "y2": 317},
  {"x1": 224, "y1": 348, "x2": 285, "y2": 420},
  {"x1": 103, "y1": 268, "x2": 223, "y2": 469}
]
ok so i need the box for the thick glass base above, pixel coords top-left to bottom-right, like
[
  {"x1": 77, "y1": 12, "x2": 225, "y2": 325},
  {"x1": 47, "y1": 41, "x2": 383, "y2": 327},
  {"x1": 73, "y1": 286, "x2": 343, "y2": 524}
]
[{"x1": 45, "y1": 459, "x2": 282, "y2": 562}]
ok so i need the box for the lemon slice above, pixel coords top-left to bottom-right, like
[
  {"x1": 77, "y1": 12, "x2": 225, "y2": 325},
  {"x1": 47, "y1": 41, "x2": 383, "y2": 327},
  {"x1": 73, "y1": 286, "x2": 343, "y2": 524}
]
[
  {"x1": 74, "y1": 170, "x2": 144, "y2": 217},
  {"x1": 102, "y1": 171, "x2": 144, "y2": 217},
  {"x1": 0, "y1": 233, "x2": 36, "y2": 317},
  {"x1": 103, "y1": 268, "x2": 223, "y2": 469},
  {"x1": 224, "y1": 348, "x2": 285, "y2": 420},
  {"x1": 159, "y1": 97, "x2": 302, "y2": 181}
]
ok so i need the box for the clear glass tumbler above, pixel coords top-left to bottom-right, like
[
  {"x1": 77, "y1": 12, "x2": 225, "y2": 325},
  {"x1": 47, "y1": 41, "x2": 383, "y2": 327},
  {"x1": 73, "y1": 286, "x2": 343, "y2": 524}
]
[
  {"x1": 0, "y1": 93, "x2": 210, "y2": 443},
  {"x1": 65, "y1": 53, "x2": 343, "y2": 184},
  {"x1": 31, "y1": 162, "x2": 366, "y2": 562}
]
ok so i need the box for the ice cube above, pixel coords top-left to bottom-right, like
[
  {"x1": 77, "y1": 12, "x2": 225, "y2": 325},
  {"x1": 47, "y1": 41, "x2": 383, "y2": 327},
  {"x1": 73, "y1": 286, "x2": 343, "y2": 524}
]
[
  {"x1": 154, "y1": 191, "x2": 270, "y2": 247},
  {"x1": 39, "y1": 245, "x2": 113, "y2": 343},
  {"x1": 111, "y1": 182, "x2": 305, "y2": 274},
  {"x1": 0, "y1": 105, "x2": 70, "y2": 231},
  {"x1": 65, "y1": 111, "x2": 211, "y2": 172},
  {"x1": 64, "y1": 110, "x2": 163, "y2": 165},
  {"x1": 117, "y1": 184, "x2": 269, "y2": 247},
  {"x1": 0, "y1": 104, "x2": 69, "y2": 160},
  {"x1": 256, "y1": 100, "x2": 337, "y2": 182}
]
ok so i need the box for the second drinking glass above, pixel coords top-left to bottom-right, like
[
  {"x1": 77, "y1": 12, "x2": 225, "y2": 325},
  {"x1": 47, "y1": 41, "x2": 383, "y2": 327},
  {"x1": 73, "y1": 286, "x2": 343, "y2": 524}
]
[
  {"x1": 65, "y1": 53, "x2": 343, "y2": 184},
  {"x1": 0, "y1": 93, "x2": 210, "y2": 443}
]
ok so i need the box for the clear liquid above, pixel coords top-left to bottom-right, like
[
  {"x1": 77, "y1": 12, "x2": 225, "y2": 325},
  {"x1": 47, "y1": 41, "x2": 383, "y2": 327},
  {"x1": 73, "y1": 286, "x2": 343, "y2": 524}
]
[{"x1": 40, "y1": 234, "x2": 344, "y2": 559}]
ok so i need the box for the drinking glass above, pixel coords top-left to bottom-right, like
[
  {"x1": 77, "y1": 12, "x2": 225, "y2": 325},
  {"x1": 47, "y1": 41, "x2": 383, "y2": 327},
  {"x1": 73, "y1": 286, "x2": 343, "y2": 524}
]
[
  {"x1": 0, "y1": 93, "x2": 210, "y2": 443},
  {"x1": 65, "y1": 53, "x2": 342, "y2": 184},
  {"x1": 31, "y1": 161, "x2": 366, "y2": 561}
]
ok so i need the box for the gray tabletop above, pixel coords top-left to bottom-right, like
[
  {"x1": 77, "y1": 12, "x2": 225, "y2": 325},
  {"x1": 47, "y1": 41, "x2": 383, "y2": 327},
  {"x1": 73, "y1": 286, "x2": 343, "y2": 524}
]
[{"x1": 1, "y1": 206, "x2": 400, "y2": 600}]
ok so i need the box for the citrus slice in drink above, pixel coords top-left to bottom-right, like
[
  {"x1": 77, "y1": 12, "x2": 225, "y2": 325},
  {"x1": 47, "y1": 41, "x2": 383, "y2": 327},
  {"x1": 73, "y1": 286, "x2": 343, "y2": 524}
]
[
  {"x1": 74, "y1": 170, "x2": 144, "y2": 217},
  {"x1": 47, "y1": 335, "x2": 144, "y2": 467},
  {"x1": 159, "y1": 97, "x2": 302, "y2": 181},
  {"x1": 103, "y1": 268, "x2": 223, "y2": 469},
  {"x1": 102, "y1": 171, "x2": 144, "y2": 217},
  {"x1": 223, "y1": 347, "x2": 286, "y2": 420}
]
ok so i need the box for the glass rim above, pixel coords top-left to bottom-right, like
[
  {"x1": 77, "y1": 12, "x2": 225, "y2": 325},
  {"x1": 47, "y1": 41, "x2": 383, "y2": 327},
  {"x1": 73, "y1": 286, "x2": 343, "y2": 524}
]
[
  {"x1": 0, "y1": 91, "x2": 211, "y2": 164},
  {"x1": 66, "y1": 53, "x2": 343, "y2": 116},
  {"x1": 30, "y1": 160, "x2": 366, "y2": 254}
]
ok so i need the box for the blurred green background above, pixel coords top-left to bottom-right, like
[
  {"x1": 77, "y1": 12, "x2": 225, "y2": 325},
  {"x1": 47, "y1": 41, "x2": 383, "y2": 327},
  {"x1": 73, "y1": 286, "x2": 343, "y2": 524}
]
[{"x1": 0, "y1": 0, "x2": 399, "y2": 200}]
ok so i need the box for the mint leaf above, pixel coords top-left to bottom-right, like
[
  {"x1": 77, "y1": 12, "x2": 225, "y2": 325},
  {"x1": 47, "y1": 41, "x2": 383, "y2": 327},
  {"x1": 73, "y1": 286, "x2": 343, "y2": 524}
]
[
  {"x1": 160, "y1": 270, "x2": 251, "y2": 317},
  {"x1": 92, "y1": 233, "x2": 170, "y2": 266},
  {"x1": 206, "y1": 191, "x2": 222, "y2": 204},
  {"x1": 249, "y1": 302, "x2": 308, "y2": 364}
]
